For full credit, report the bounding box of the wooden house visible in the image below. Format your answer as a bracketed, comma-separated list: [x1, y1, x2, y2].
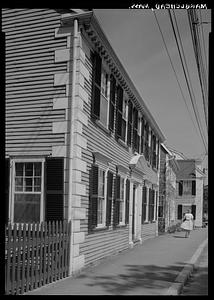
[3, 9, 166, 276]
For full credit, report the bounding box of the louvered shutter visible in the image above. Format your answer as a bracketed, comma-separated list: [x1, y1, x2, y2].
[5, 158, 10, 224]
[115, 85, 123, 139]
[127, 101, 133, 146]
[106, 171, 113, 227]
[177, 204, 183, 219]
[191, 205, 196, 220]
[141, 117, 145, 154]
[45, 158, 64, 222]
[89, 164, 98, 232]
[142, 186, 147, 224]
[109, 75, 116, 131]
[133, 107, 138, 151]
[192, 180, 196, 196]
[125, 179, 130, 224]
[113, 175, 120, 227]
[178, 181, 183, 196]
[91, 51, 102, 119]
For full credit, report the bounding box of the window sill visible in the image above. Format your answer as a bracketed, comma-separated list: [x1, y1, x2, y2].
[118, 138, 129, 150]
[94, 225, 108, 232]
[115, 224, 128, 229]
[143, 221, 149, 224]
[94, 119, 111, 135]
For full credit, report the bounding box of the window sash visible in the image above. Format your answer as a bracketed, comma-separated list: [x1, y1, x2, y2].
[11, 159, 44, 224]
[97, 168, 107, 227]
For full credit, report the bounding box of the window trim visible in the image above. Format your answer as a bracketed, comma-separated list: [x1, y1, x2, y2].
[10, 158, 45, 224]
[96, 165, 109, 229]
[118, 176, 126, 225]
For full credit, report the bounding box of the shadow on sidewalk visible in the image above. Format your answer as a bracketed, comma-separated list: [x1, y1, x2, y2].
[78, 262, 187, 295]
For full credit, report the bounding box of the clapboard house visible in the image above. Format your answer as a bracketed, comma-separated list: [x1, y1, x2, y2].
[3, 9, 165, 276]
[176, 159, 205, 227]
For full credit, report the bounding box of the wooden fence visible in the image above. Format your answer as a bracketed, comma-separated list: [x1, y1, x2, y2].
[5, 221, 71, 295]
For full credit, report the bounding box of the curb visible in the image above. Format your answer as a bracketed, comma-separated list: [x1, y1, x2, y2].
[164, 237, 208, 295]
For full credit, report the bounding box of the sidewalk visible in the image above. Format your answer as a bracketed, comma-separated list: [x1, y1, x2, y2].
[25, 227, 208, 295]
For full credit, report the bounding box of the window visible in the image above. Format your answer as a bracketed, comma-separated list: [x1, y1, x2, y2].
[89, 163, 114, 231]
[113, 174, 129, 227]
[97, 168, 106, 226]
[12, 160, 44, 223]
[91, 51, 110, 129]
[119, 177, 125, 224]
[121, 99, 128, 142]
[177, 180, 196, 196]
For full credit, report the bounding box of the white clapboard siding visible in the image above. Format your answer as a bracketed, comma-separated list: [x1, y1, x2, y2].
[3, 8, 68, 157]
[79, 47, 137, 266]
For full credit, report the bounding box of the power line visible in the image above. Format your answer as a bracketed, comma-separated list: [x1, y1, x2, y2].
[187, 9, 208, 131]
[199, 9, 208, 74]
[168, 9, 208, 153]
[152, 10, 206, 152]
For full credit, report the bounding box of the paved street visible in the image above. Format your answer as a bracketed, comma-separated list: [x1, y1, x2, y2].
[181, 242, 208, 295]
[25, 227, 208, 295]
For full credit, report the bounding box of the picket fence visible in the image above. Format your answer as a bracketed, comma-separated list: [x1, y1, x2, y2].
[5, 221, 71, 295]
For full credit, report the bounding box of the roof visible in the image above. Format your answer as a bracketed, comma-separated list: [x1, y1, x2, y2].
[176, 159, 205, 179]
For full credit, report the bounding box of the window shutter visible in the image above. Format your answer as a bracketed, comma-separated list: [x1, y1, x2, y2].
[127, 100, 133, 146]
[109, 75, 116, 131]
[89, 164, 98, 232]
[141, 117, 145, 154]
[178, 181, 183, 196]
[115, 85, 123, 139]
[5, 158, 10, 224]
[45, 158, 64, 222]
[91, 51, 102, 119]
[133, 107, 138, 151]
[177, 204, 183, 219]
[113, 175, 120, 227]
[191, 204, 196, 220]
[192, 180, 196, 196]
[142, 186, 147, 223]
[106, 171, 113, 227]
[125, 179, 130, 224]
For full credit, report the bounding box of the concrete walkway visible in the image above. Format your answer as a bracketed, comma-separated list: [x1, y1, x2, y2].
[25, 227, 208, 295]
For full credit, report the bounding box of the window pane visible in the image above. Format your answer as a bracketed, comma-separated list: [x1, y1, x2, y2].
[119, 201, 124, 222]
[14, 193, 40, 223]
[97, 197, 103, 224]
[34, 177, 41, 191]
[34, 162, 42, 176]
[100, 95, 108, 127]
[15, 163, 24, 176]
[98, 169, 105, 197]
[25, 178, 32, 191]
[15, 177, 23, 191]
[25, 163, 33, 176]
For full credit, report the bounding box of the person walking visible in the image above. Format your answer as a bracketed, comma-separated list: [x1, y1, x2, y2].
[180, 209, 194, 238]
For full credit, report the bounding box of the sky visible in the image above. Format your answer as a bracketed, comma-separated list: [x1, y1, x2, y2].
[93, 9, 210, 167]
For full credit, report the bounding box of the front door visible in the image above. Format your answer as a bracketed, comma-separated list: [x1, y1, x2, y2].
[132, 184, 136, 241]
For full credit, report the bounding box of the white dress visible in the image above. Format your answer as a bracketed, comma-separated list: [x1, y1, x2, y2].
[180, 213, 194, 231]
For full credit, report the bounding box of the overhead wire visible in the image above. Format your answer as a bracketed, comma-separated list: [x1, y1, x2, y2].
[199, 9, 208, 74]
[187, 9, 208, 131]
[152, 10, 206, 153]
[168, 9, 208, 153]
